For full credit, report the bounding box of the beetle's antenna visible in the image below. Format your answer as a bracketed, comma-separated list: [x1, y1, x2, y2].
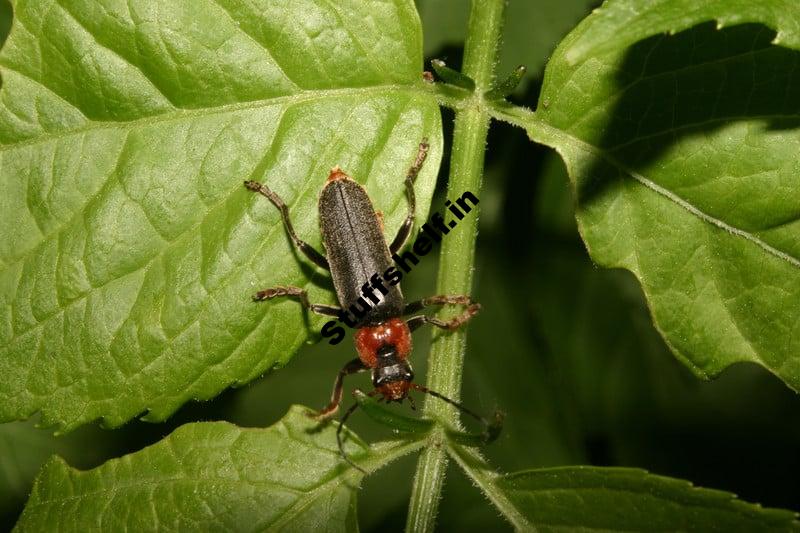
[336, 389, 380, 474]
[410, 383, 503, 442]
[337, 402, 367, 474]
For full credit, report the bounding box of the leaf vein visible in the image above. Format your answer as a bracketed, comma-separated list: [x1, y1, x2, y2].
[0, 65, 90, 124]
[52, 0, 178, 109]
[204, 0, 302, 91]
[568, 44, 777, 134]
[510, 111, 800, 271]
[317, 0, 387, 81]
[606, 112, 800, 152]
[0, 85, 420, 153]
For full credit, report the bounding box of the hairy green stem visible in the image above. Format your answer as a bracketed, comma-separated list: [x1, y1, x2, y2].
[405, 1, 505, 531]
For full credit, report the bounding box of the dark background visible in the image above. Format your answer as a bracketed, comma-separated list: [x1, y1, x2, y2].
[2, 1, 799, 530]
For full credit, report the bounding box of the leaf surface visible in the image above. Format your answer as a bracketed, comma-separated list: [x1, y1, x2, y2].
[448, 444, 799, 531]
[14, 405, 419, 532]
[495, 467, 799, 531]
[563, 0, 800, 64]
[500, 0, 800, 388]
[0, 0, 441, 430]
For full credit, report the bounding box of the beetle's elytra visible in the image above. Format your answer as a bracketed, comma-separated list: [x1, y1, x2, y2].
[319, 168, 405, 327]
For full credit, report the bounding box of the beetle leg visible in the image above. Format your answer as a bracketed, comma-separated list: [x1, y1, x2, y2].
[252, 286, 341, 317]
[405, 298, 481, 332]
[313, 358, 369, 420]
[389, 140, 429, 254]
[244, 180, 330, 270]
[403, 294, 474, 315]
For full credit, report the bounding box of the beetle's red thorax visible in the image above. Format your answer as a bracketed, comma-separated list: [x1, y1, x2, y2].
[354, 318, 412, 368]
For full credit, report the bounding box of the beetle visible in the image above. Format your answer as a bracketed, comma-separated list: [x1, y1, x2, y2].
[244, 140, 498, 469]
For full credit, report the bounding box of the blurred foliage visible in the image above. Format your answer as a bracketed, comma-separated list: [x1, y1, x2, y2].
[416, 0, 599, 93]
[2, 0, 800, 530]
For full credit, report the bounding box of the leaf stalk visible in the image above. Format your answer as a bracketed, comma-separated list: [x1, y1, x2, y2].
[405, 0, 506, 531]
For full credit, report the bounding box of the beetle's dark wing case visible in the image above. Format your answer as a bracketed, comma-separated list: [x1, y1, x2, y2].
[319, 177, 404, 325]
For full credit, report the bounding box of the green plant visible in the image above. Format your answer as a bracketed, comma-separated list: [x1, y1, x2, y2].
[2, 0, 800, 530]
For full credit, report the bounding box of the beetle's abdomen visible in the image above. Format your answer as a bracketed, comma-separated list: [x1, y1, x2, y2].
[319, 172, 404, 326]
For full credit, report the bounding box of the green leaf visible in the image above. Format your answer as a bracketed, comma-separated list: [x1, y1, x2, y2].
[563, 0, 800, 65]
[15, 405, 419, 532]
[0, 0, 441, 431]
[448, 444, 799, 531]
[495, 467, 800, 531]
[494, 1, 800, 389]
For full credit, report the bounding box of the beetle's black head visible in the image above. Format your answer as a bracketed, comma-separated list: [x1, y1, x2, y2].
[372, 344, 414, 401]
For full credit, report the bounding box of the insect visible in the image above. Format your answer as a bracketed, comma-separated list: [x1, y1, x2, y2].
[244, 140, 499, 470]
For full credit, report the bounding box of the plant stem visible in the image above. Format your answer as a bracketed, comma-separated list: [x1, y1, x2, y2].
[406, 1, 505, 531]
